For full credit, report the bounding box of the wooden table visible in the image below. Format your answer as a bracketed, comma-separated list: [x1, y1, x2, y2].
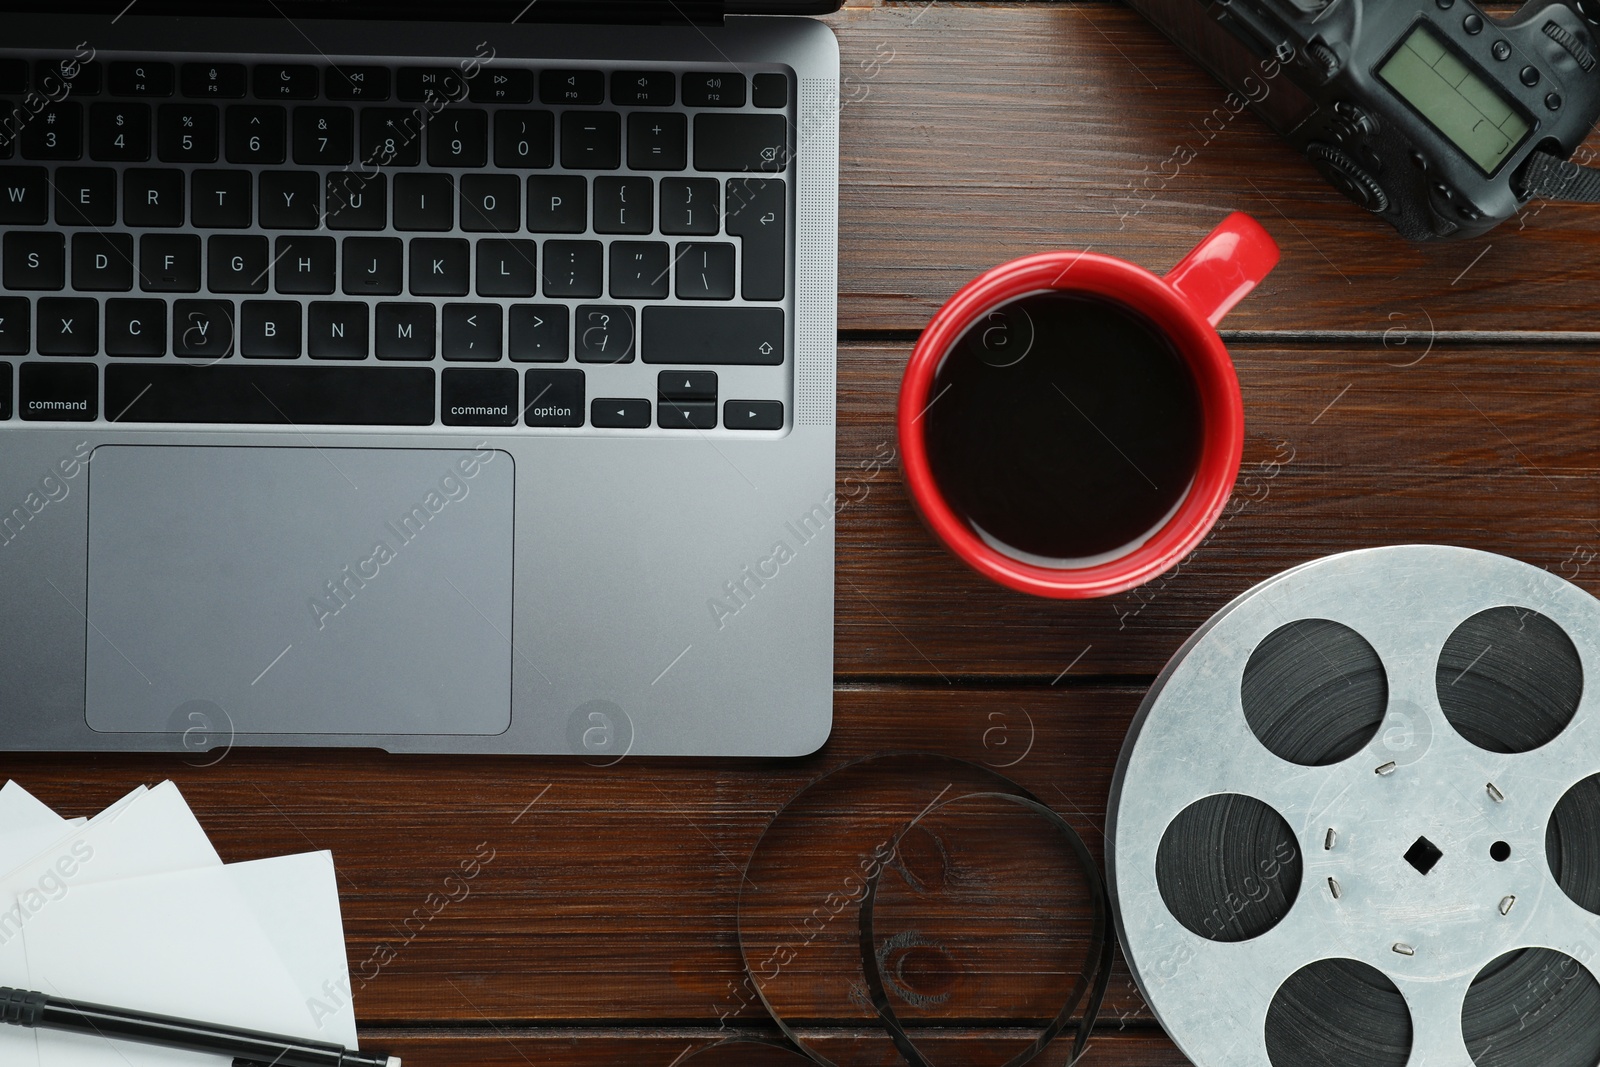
[9, 2, 1600, 1063]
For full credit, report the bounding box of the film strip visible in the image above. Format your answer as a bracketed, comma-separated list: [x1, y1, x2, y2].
[1109, 545, 1600, 1067]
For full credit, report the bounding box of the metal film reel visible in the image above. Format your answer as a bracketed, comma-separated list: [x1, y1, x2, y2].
[1109, 546, 1600, 1067]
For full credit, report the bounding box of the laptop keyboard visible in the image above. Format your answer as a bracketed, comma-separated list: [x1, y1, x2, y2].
[0, 53, 795, 433]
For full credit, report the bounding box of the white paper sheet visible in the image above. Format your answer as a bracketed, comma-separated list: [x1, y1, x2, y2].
[25, 850, 358, 1067]
[0, 782, 70, 831]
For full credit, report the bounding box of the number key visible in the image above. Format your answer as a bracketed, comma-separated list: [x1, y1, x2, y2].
[157, 103, 219, 163]
[428, 109, 487, 168]
[21, 102, 82, 161]
[89, 103, 151, 162]
[493, 110, 553, 169]
[225, 105, 286, 165]
[293, 106, 354, 166]
[360, 108, 422, 167]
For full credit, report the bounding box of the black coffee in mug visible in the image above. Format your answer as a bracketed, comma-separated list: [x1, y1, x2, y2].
[922, 291, 1204, 564]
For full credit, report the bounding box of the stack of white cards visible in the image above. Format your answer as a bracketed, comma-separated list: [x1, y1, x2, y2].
[0, 779, 359, 1067]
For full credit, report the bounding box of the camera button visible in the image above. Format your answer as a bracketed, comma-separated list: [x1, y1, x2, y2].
[1431, 181, 1455, 201]
[1547, 92, 1564, 110]
[1435, 0, 1454, 7]
[1520, 65, 1542, 87]
[1492, 40, 1512, 61]
[1463, 13, 1484, 34]
[1456, 204, 1483, 221]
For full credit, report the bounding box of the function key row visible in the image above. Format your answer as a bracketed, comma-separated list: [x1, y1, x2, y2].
[0, 361, 784, 430]
[0, 58, 788, 108]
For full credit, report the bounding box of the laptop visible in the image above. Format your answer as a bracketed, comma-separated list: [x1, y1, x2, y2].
[0, 0, 841, 758]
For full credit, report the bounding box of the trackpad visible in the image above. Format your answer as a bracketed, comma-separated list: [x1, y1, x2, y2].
[86, 445, 514, 736]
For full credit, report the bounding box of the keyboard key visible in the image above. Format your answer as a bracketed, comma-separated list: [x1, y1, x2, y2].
[4, 232, 65, 290]
[36, 298, 98, 356]
[524, 368, 583, 426]
[574, 304, 634, 364]
[20, 362, 96, 420]
[628, 112, 686, 171]
[37, 59, 101, 97]
[726, 399, 783, 429]
[139, 234, 201, 292]
[72, 233, 134, 291]
[675, 242, 736, 300]
[0, 60, 27, 95]
[375, 302, 435, 360]
[442, 303, 503, 362]
[611, 70, 674, 107]
[724, 178, 786, 300]
[591, 398, 649, 428]
[22, 103, 82, 160]
[694, 114, 787, 172]
[509, 304, 568, 362]
[326, 66, 391, 102]
[476, 239, 536, 297]
[609, 241, 669, 299]
[190, 169, 252, 228]
[342, 236, 403, 296]
[409, 238, 469, 296]
[660, 177, 719, 235]
[54, 166, 115, 226]
[541, 70, 603, 105]
[258, 170, 319, 228]
[469, 69, 533, 105]
[308, 301, 368, 359]
[393, 173, 453, 230]
[658, 399, 716, 429]
[658, 370, 717, 402]
[274, 235, 336, 294]
[0, 297, 30, 354]
[241, 300, 302, 358]
[326, 172, 388, 230]
[109, 61, 175, 98]
[157, 104, 218, 163]
[542, 240, 602, 298]
[293, 107, 354, 166]
[494, 110, 553, 169]
[0, 166, 49, 224]
[752, 73, 789, 109]
[526, 175, 586, 232]
[428, 108, 487, 168]
[560, 112, 620, 170]
[255, 65, 318, 101]
[0, 363, 8, 418]
[593, 176, 652, 234]
[89, 103, 151, 162]
[460, 173, 520, 232]
[683, 72, 746, 108]
[124, 168, 184, 227]
[181, 63, 247, 99]
[642, 306, 783, 365]
[173, 299, 235, 358]
[220, 238, 290, 300]
[361, 108, 423, 167]
[105, 364, 435, 424]
[443, 367, 517, 425]
[105, 298, 167, 357]
[225, 105, 286, 164]
[398, 67, 464, 104]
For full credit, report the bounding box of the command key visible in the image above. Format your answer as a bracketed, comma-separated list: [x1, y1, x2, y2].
[20, 362, 97, 421]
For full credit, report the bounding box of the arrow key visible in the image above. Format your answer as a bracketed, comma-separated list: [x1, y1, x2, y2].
[725, 400, 783, 430]
[591, 397, 651, 429]
[657, 369, 716, 402]
[658, 400, 716, 429]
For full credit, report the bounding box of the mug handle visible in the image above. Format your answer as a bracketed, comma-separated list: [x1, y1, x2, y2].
[1165, 212, 1280, 327]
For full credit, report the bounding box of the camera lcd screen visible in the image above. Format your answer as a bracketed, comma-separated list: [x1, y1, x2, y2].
[1378, 23, 1531, 174]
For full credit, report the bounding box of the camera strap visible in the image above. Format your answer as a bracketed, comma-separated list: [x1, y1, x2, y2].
[1519, 149, 1600, 204]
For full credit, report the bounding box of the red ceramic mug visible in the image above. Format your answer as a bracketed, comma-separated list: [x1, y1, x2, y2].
[897, 213, 1280, 599]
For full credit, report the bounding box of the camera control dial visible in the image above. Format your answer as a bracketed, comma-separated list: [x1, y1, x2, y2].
[1307, 142, 1390, 212]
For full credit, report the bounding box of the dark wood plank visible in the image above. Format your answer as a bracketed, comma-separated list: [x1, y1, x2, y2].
[833, 340, 1600, 676]
[828, 3, 1600, 334]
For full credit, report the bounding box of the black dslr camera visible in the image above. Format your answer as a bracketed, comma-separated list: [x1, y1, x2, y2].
[1124, 0, 1600, 239]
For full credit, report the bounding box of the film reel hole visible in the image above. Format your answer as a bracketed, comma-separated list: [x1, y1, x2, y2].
[1241, 619, 1389, 766]
[1463, 948, 1600, 1067]
[1437, 607, 1583, 754]
[1404, 835, 1443, 875]
[1490, 840, 1511, 862]
[1546, 772, 1600, 914]
[1155, 793, 1302, 942]
[1265, 959, 1412, 1067]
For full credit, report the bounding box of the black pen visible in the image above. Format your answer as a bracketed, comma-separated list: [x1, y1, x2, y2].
[0, 987, 400, 1067]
